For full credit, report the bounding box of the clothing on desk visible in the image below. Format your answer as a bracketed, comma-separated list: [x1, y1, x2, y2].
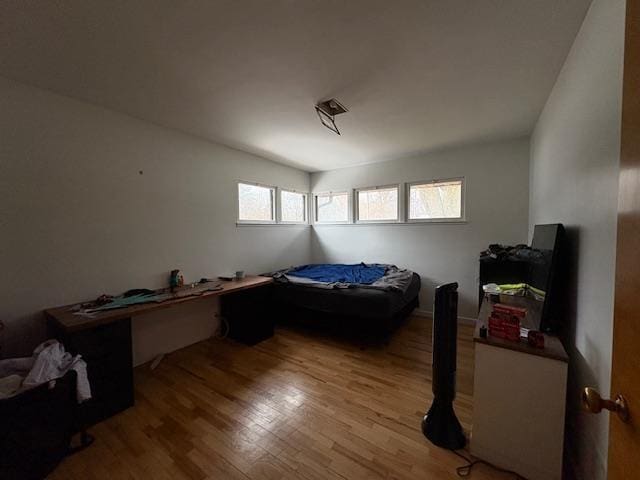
[0, 339, 91, 403]
[75, 282, 224, 316]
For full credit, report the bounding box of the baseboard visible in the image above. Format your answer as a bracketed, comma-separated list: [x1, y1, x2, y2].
[413, 308, 476, 325]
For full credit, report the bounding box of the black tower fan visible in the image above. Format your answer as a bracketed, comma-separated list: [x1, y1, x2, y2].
[421, 282, 466, 449]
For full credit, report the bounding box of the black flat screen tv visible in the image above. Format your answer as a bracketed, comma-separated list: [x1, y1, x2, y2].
[530, 223, 565, 332]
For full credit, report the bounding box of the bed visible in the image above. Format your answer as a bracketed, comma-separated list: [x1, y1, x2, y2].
[268, 264, 421, 339]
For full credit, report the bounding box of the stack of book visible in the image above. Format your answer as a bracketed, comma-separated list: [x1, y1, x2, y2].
[488, 303, 527, 342]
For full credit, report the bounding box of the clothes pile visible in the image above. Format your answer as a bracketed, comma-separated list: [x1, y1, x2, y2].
[480, 244, 548, 263]
[0, 340, 91, 403]
[73, 282, 223, 317]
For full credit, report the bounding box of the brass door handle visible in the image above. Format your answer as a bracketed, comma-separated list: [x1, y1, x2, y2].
[582, 387, 630, 423]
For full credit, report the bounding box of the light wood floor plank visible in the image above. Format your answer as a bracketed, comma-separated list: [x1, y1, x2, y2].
[49, 316, 511, 479]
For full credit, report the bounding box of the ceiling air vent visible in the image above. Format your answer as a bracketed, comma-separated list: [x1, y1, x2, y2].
[315, 99, 348, 135]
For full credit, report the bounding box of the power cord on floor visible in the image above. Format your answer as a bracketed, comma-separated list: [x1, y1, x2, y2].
[451, 449, 527, 479]
[216, 314, 230, 339]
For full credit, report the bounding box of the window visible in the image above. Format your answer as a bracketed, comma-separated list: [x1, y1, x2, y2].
[280, 190, 307, 223]
[356, 185, 399, 222]
[408, 178, 464, 221]
[315, 192, 349, 223]
[238, 182, 275, 223]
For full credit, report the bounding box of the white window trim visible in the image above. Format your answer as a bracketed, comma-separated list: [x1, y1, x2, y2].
[354, 184, 402, 224]
[236, 181, 277, 225]
[405, 177, 466, 223]
[313, 191, 352, 224]
[279, 188, 309, 224]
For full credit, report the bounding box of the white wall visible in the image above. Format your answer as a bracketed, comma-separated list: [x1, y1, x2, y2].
[528, 0, 625, 477]
[0, 77, 311, 362]
[310, 138, 530, 318]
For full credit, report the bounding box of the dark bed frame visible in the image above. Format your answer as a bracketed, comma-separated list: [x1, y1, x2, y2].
[274, 295, 420, 341]
[222, 273, 421, 345]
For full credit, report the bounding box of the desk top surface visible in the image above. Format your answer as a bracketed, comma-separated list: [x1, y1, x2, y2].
[474, 298, 568, 363]
[45, 275, 273, 332]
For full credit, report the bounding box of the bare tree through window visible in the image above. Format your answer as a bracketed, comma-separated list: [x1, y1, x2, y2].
[409, 180, 462, 220]
[238, 183, 274, 222]
[357, 187, 398, 221]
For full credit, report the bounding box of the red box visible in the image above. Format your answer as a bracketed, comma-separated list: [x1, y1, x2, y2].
[490, 311, 510, 323]
[527, 330, 545, 348]
[488, 315, 504, 328]
[504, 324, 520, 342]
[489, 326, 506, 339]
[488, 304, 522, 343]
[493, 303, 527, 318]
[503, 315, 520, 327]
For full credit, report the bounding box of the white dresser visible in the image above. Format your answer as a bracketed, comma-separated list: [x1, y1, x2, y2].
[471, 303, 568, 480]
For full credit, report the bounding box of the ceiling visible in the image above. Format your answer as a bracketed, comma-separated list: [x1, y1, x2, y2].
[0, 0, 591, 172]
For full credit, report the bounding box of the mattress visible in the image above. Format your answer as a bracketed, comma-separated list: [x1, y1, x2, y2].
[271, 272, 421, 320]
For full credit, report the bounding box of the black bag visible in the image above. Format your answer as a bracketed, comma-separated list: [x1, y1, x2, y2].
[0, 370, 78, 480]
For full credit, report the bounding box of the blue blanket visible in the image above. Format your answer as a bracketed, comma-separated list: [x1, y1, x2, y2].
[287, 263, 386, 285]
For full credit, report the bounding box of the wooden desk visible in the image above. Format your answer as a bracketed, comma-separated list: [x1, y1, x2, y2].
[45, 276, 273, 426]
[471, 298, 568, 480]
[46, 275, 273, 332]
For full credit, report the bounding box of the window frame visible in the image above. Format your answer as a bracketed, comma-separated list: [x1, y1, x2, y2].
[313, 191, 352, 224]
[405, 177, 466, 223]
[354, 184, 402, 224]
[278, 188, 308, 224]
[236, 181, 277, 225]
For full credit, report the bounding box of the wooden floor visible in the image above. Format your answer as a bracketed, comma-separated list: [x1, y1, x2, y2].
[50, 316, 510, 479]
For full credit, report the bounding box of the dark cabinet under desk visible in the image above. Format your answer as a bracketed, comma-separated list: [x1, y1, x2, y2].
[221, 285, 275, 345]
[44, 275, 274, 425]
[47, 317, 134, 428]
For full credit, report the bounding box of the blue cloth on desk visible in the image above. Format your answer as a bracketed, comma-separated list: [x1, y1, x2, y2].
[86, 292, 169, 312]
[287, 263, 386, 285]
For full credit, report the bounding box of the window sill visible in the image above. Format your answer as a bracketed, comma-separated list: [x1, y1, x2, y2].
[355, 220, 402, 225]
[236, 222, 309, 227]
[312, 220, 468, 227]
[406, 218, 467, 224]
